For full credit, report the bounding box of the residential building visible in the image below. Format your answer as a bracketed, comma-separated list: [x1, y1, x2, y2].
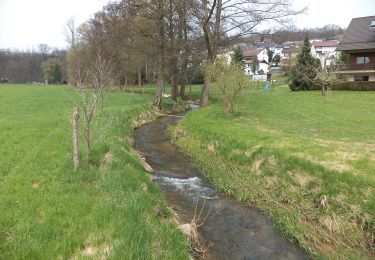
[243, 48, 269, 75]
[336, 16, 375, 81]
[311, 41, 339, 68]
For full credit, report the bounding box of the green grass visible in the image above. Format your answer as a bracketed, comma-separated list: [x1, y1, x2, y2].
[0, 84, 189, 259]
[124, 83, 204, 100]
[172, 85, 375, 259]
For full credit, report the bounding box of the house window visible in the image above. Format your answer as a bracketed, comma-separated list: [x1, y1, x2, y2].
[354, 76, 369, 81]
[356, 57, 370, 64]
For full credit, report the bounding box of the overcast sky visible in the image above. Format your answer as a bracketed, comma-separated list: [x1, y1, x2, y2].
[0, 0, 374, 50]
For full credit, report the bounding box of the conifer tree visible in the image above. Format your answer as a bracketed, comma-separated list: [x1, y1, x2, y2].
[231, 46, 245, 68]
[289, 35, 321, 91]
[251, 56, 260, 74]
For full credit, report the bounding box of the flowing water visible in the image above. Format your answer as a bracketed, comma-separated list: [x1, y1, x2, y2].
[134, 112, 309, 260]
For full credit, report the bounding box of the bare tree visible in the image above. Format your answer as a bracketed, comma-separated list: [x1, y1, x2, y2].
[64, 17, 76, 49]
[190, 0, 305, 106]
[72, 49, 114, 168]
[72, 107, 80, 171]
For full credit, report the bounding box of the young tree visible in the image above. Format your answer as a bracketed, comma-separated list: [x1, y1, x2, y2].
[251, 56, 259, 74]
[207, 57, 249, 113]
[289, 35, 321, 91]
[70, 48, 114, 168]
[231, 46, 245, 68]
[41, 58, 62, 84]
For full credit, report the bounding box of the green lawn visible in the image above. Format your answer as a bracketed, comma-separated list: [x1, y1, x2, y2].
[173, 85, 375, 259]
[0, 85, 189, 259]
[125, 83, 204, 99]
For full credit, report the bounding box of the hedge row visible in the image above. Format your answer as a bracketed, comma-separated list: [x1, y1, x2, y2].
[311, 81, 375, 91]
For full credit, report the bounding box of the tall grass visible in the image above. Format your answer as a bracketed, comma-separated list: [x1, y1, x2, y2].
[0, 85, 189, 259]
[172, 86, 375, 259]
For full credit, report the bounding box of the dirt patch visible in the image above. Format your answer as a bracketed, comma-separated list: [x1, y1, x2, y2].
[99, 152, 113, 171]
[251, 156, 264, 175]
[265, 176, 278, 188]
[31, 182, 40, 189]
[291, 170, 321, 188]
[71, 242, 110, 260]
[207, 141, 219, 152]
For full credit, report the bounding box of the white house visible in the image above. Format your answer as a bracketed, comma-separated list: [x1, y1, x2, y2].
[311, 41, 339, 68]
[243, 48, 269, 75]
[273, 44, 283, 58]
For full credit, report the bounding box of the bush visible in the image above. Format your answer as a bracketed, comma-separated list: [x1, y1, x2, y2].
[311, 81, 375, 91]
[191, 71, 204, 84]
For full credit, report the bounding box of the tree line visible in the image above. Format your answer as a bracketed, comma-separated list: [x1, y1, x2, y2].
[0, 44, 67, 84]
[68, 0, 303, 106]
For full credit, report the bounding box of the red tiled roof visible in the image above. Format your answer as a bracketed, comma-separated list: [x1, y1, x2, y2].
[313, 41, 339, 47]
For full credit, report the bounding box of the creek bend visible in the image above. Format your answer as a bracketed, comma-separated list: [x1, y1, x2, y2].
[134, 112, 309, 260]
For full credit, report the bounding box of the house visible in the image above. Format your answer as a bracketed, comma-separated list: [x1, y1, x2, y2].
[273, 44, 284, 58]
[336, 16, 375, 81]
[281, 46, 301, 60]
[311, 41, 339, 68]
[243, 48, 269, 75]
[280, 46, 301, 74]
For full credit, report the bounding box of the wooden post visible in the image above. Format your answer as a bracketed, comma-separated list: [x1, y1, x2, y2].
[72, 107, 80, 172]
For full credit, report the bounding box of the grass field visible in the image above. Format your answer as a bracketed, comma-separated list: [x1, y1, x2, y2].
[172, 85, 375, 259]
[0, 84, 189, 259]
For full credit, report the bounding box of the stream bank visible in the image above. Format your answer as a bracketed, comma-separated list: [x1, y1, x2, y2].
[134, 112, 308, 259]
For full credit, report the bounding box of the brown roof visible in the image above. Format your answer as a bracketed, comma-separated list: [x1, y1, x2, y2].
[313, 41, 339, 47]
[282, 46, 300, 53]
[243, 48, 263, 57]
[337, 16, 375, 51]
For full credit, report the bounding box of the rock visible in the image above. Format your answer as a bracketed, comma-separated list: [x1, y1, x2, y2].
[141, 160, 154, 173]
[178, 223, 192, 237]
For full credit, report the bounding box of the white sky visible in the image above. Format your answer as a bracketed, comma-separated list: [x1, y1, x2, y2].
[0, 0, 111, 50]
[0, 0, 374, 50]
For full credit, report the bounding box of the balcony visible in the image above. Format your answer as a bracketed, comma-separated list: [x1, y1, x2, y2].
[334, 63, 375, 74]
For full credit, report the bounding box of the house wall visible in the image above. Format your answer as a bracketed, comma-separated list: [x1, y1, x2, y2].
[348, 73, 375, 81]
[349, 52, 375, 64]
[311, 45, 338, 68]
[257, 49, 269, 62]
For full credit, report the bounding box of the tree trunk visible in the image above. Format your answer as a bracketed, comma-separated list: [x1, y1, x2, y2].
[170, 63, 178, 102]
[168, 0, 178, 103]
[154, 0, 165, 107]
[85, 126, 91, 169]
[124, 74, 128, 91]
[138, 66, 142, 88]
[72, 107, 80, 172]
[145, 55, 148, 82]
[200, 0, 222, 107]
[200, 73, 210, 106]
[180, 84, 186, 99]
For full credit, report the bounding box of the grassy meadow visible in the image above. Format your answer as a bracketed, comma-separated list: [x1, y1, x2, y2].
[0, 84, 189, 259]
[172, 85, 375, 259]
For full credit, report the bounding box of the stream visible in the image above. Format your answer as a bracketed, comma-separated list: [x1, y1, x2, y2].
[134, 111, 309, 260]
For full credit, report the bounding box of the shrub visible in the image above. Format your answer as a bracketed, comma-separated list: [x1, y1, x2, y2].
[311, 81, 375, 91]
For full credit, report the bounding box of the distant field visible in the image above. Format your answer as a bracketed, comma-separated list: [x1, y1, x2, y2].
[173, 86, 375, 258]
[0, 85, 189, 259]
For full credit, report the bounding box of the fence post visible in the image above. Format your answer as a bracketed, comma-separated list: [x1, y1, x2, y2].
[72, 107, 80, 172]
